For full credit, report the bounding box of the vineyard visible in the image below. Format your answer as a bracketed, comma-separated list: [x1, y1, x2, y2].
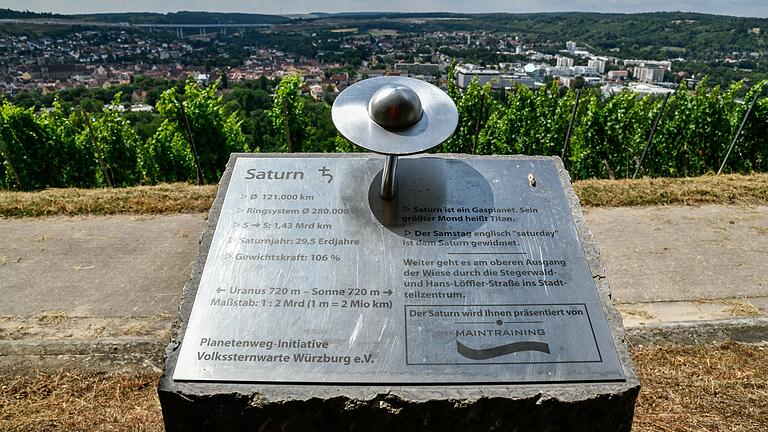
[0, 73, 767, 191]
[440, 70, 768, 180]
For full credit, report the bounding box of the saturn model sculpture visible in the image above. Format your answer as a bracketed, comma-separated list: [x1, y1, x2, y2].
[332, 76, 459, 200]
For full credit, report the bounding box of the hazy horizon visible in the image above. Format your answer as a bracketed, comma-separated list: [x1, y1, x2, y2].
[2, 1, 768, 18]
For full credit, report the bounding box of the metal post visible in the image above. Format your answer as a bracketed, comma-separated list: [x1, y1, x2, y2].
[380, 155, 399, 200]
[561, 89, 581, 160]
[633, 92, 670, 179]
[331, 77, 459, 201]
[718, 90, 762, 175]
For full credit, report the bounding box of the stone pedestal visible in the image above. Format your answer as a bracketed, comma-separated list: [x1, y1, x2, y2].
[158, 153, 639, 432]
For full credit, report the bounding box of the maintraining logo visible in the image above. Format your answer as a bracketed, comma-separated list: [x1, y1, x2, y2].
[455, 327, 550, 360]
[457, 340, 550, 360]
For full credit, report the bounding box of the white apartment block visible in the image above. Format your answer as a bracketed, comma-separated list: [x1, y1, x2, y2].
[556, 56, 574, 68]
[545, 66, 597, 77]
[588, 58, 607, 74]
[633, 66, 665, 83]
[623, 59, 672, 71]
[574, 65, 598, 76]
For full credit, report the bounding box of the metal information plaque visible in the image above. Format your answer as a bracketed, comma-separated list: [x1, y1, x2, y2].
[173, 156, 626, 384]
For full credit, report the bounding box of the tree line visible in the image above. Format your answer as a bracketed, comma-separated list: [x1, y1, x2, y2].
[0, 73, 766, 191]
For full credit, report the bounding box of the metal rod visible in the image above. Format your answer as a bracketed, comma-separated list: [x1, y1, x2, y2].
[633, 92, 670, 179]
[380, 155, 399, 200]
[718, 89, 762, 175]
[561, 89, 581, 161]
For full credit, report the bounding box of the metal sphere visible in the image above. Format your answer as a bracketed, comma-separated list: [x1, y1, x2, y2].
[367, 84, 423, 130]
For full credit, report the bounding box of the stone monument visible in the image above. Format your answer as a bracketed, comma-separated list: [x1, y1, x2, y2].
[158, 77, 639, 431]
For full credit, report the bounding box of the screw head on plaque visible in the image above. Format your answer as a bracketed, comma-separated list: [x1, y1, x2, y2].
[332, 76, 458, 200]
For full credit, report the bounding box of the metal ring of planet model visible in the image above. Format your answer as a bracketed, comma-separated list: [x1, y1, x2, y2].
[331, 76, 458, 156]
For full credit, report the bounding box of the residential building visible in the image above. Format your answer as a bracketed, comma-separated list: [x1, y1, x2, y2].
[545, 66, 574, 77]
[633, 66, 665, 83]
[573, 66, 598, 76]
[394, 62, 441, 76]
[455, 64, 534, 89]
[623, 59, 672, 71]
[329, 72, 349, 86]
[501, 74, 535, 89]
[556, 56, 574, 68]
[309, 83, 324, 100]
[455, 64, 502, 88]
[588, 58, 607, 74]
[608, 70, 629, 80]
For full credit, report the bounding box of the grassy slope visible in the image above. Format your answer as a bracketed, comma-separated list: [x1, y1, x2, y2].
[1, 173, 767, 218]
[573, 173, 768, 207]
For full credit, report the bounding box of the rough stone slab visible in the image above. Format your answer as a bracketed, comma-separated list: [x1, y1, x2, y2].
[158, 153, 639, 432]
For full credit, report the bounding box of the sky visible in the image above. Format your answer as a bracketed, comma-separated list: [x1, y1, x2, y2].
[2, 0, 767, 18]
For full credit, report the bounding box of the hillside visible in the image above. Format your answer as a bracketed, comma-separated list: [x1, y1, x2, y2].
[2, 9, 766, 60]
[0, 9, 66, 19]
[0, 9, 290, 25]
[75, 11, 291, 25]
[471, 12, 768, 60]
[301, 11, 768, 61]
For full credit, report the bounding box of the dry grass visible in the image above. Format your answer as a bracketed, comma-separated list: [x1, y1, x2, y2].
[0, 370, 161, 432]
[632, 342, 768, 432]
[752, 225, 768, 235]
[618, 307, 656, 320]
[0, 343, 765, 431]
[36, 311, 68, 326]
[0, 183, 216, 218]
[695, 299, 762, 318]
[574, 173, 768, 207]
[1, 174, 767, 218]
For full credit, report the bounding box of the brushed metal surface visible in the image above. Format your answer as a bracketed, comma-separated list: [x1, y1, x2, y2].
[173, 156, 625, 384]
[367, 84, 423, 130]
[379, 155, 399, 200]
[331, 77, 458, 155]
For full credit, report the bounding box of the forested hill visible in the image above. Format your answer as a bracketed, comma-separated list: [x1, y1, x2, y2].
[0, 9, 290, 25]
[467, 12, 768, 60]
[76, 12, 291, 25]
[305, 11, 767, 61]
[309, 11, 767, 61]
[0, 9, 66, 19]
